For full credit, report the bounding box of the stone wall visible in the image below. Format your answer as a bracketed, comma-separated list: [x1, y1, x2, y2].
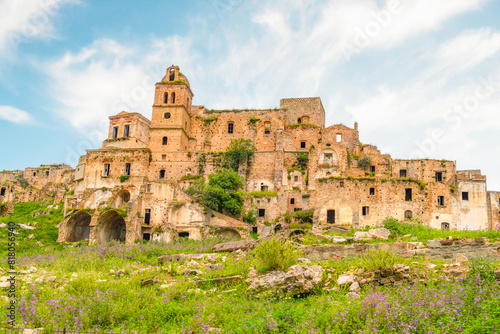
[303, 238, 500, 261]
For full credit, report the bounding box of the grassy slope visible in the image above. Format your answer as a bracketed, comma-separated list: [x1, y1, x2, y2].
[0, 203, 499, 333]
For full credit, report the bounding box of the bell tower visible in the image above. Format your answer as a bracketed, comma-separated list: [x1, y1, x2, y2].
[149, 65, 193, 155]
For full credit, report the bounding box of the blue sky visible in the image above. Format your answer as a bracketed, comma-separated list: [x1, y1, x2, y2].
[1, 0, 500, 189]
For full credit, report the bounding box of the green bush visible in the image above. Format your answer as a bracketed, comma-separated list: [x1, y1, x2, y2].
[468, 256, 497, 282]
[119, 175, 130, 183]
[292, 153, 309, 170]
[293, 210, 314, 223]
[242, 210, 256, 224]
[252, 237, 302, 273]
[358, 156, 372, 169]
[360, 248, 399, 271]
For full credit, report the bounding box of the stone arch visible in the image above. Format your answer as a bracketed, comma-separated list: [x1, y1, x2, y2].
[67, 211, 92, 242]
[274, 224, 282, 233]
[116, 189, 131, 207]
[214, 228, 241, 239]
[97, 210, 126, 244]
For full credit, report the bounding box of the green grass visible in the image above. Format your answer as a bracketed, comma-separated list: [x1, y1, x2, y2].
[0, 201, 64, 256]
[1, 203, 499, 333]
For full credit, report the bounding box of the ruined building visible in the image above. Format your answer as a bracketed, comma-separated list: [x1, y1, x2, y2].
[1, 65, 499, 244]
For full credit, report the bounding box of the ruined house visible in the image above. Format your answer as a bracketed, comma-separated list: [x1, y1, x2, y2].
[1, 65, 499, 244]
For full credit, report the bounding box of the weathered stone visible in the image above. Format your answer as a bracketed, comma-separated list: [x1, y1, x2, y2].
[394, 271, 405, 281]
[0, 282, 10, 289]
[214, 240, 256, 252]
[440, 239, 453, 246]
[380, 268, 393, 278]
[368, 228, 391, 240]
[380, 277, 392, 285]
[141, 277, 160, 287]
[353, 231, 372, 242]
[349, 281, 360, 293]
[337, 274, 355, 286]
[18, 223, 36, 230]
[247, 265, 323, 296]
[427, 239, 442, 248]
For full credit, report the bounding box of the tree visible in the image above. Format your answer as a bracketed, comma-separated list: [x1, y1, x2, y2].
[358, 155, 372, 169]
[223, 139, 256, 171]
[202, 168, 244, 215]
[293, 153, 309, 170]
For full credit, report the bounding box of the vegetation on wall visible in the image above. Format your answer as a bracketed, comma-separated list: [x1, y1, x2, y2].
[119, 175, 130, 183]
[223, 139, 256, 171]
[358, 155, 372, 169]
[203, 169, 244, 215]
[187, 169, 245, 216]
[292, 152, 309, 171]
[242, 210, 256, 225]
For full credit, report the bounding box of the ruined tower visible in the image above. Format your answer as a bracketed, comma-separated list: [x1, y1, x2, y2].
[149, 65, 194, 180]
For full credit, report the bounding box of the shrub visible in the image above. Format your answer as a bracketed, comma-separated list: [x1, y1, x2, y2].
[358, 156, 372, 169]
[360, 248, 398, 271]
[293, 153, 309, 170]
[242, 210, 256, 224]
[293, 210, 314, 223]
[119, 175, 130, 183]
[252, 237, 303, 272]
[468, 256, 497, 282]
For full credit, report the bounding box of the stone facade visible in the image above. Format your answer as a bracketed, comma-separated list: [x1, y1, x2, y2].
[1, 65, 500, 244]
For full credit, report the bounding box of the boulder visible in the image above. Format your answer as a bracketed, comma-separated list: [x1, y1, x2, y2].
[213, 240, 256, 252]
[427, 239, 441, 248]
[337, 274, 355, 286]
[259, 226, 273, 238]
[368, 228, 391, 240]
[353, 232, 372, 242]
[247, 265, 323, 296]
[349, 281, 360, 293]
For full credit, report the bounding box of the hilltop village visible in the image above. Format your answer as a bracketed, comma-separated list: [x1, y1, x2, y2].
[1, 65, 499, 244]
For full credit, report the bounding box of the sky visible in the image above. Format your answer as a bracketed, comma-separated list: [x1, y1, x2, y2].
[1, 0, 500, 189]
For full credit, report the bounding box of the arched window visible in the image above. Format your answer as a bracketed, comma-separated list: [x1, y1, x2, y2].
[164, 112, 171, 119]
[171, 92, 176, 104]
[164, 92, 168, 103]
[297, 118, 302, 124]
[162, 137, 168, 145]
[228, 122, 234, 134]
[169, 68, 175, 81]
[404, 210, 413, 219]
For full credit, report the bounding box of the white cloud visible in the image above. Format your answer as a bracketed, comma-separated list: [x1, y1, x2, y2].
[0, 105, 33, 124]
[434, 28, 500, 73]
[45, 37, 196, 134]
[0, 0, 79, 57]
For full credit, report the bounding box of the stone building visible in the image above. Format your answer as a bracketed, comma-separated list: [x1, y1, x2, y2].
[1, 65, 499, 244]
